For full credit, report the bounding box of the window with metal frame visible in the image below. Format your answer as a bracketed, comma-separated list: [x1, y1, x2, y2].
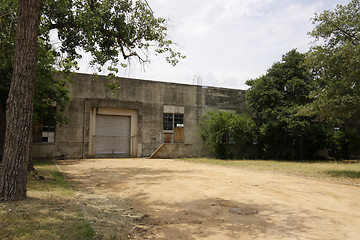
[163, 113, 184, 131]
[163, 113, 174, 130]
[42, 125, 55, 143]
[33, 125, 55, 143]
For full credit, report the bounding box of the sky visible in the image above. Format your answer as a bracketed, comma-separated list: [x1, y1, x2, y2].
[77, 0, 351, 90]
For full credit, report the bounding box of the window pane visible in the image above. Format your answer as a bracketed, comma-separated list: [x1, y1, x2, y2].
[174, 114, 184, 127]
[41, 125, 55, 143]
[163, 113, 173, 130]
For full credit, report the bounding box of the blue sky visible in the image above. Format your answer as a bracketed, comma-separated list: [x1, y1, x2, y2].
[78, 0, 351, 90]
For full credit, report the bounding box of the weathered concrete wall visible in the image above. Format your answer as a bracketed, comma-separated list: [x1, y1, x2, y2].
[31, 73, 246, 159]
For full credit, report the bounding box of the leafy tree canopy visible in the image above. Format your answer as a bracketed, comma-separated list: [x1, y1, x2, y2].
[246, 49, 314, 134]
[0, 0, 184, 125]
[300, 0, 360, 124]
[0, 0, 71, 125]
[41, 0, 185, 69]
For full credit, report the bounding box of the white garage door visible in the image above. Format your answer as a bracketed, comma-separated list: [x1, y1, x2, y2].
[95, 115, 131, 157]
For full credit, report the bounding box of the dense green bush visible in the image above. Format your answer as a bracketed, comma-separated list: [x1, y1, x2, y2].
[231, 114, 257, 149]
[256, 123, 360, 160]
[199, 111, 360, 160]
[199, 111, 256, 159]
[256, 122, 289, 159]
[328, 129, 360, 160]
[302, 124, 332, 160]
[200, 111, 233, 159]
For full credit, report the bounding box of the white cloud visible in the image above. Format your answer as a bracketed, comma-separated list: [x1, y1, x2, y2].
[215, 0, 275, 22]
[179, 21, 211, 37]
[76, 0, 353, 90]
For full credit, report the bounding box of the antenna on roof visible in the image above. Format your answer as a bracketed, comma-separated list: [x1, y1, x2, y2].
[193, 75, 202, 86]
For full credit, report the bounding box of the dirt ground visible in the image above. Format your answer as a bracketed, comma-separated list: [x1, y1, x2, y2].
[58, 158, 360, 240]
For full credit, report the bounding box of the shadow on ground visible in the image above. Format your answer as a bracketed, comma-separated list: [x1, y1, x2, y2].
[125, 196, 320, 240]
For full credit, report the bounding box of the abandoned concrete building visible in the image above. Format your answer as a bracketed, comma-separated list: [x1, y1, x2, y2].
[31, 73, 246, 159]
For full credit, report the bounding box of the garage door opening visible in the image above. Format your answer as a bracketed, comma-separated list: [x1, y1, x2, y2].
[94, 115, 131, 157]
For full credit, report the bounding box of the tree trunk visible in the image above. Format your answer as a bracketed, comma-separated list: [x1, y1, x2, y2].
[28, 156, 35, 172]
[0, 0, 41, 201]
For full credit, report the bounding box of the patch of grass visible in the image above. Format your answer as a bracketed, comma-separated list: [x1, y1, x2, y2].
[327, 170, 360, 179]
[180, 158, 360, 185]
[0, 159, 96, 240]
[59, 217, 95, 240]
[28, 159, 73, 197]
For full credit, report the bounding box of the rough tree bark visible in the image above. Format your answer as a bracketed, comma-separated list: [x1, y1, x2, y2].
[0, 0, 41, 201]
